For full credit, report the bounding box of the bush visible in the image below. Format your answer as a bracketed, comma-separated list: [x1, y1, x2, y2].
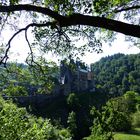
[131, 111, 140, 127]
[107, 110, 131, 132]
[67, 93, 80, 110]
[83, 106, 114, 140]
[67, 111, 77, 137]
[105, 97, 132, 132]
[124, 91, 137, 113]
[2, 84, 28, 96]
[0, 96, 72, 140]
[84, 98, 133, 140]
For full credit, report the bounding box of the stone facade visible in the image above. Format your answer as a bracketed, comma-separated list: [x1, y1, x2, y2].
[59, 60, 95, 95]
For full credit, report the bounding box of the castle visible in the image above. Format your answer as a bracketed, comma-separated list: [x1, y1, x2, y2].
[2, 60, 95, 107]
[59, 59, 95, 95]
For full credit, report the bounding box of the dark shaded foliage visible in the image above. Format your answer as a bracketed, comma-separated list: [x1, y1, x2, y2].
[91, 53, 140, 96]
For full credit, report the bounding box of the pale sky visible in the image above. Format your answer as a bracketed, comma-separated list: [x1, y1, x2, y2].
[1, 28, 140, 65]
[1, 10, 139, 65]
[12, 35, 140, 65]
[0, 3, 140, 66]
[82, 34, 140, 64]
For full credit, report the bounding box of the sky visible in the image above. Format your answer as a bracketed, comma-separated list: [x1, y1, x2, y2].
[1, 27, 140, 65]
[82, 34, 140, 64]
[0, 2, 140, 66]
[1, 8, 139, 66]
[10, 34, 140, 65]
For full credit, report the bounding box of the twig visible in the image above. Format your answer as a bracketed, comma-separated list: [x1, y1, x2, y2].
[0, 21, 55, 65]
[0, 13, 9, 35]
[115, 5, 140, 13]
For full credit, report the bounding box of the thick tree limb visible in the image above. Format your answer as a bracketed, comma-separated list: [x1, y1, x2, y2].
[60, 14, 140, 38]
[0, 4, 140, 38]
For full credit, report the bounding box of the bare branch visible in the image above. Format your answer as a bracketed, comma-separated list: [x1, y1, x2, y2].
[0, 22, 54, 65]
[25, 27, 46, 76]
[115, 5, 140, 13]
[0, 27, 25, 66]
[25, 27, 34, 65]
[0, 13, 9, 34]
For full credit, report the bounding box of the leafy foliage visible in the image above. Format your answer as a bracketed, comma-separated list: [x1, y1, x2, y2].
[2, 84, 28, 96]
[105, 97, 132, 132]
[131, 111, 140, 127]
[67, 111, 77, 137]
[91, 53, 140, 96]
[0, 0, 139, 65]
[66, 93, 81, 110]
[84, 95, 133, 140]
[0, 61, 59, 96]
[85, 106, 114, 140]
[0, 95, 72, 140]
[124, 91, 138, 113]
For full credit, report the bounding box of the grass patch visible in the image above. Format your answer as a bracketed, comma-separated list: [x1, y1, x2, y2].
[114, 128, 140, 140]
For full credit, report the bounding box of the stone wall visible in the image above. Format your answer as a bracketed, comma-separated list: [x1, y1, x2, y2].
[2, 93, 63, 108]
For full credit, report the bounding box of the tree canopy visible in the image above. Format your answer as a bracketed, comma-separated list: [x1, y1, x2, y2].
[0, 0, 140, 65]
[91, 53, 140, 96]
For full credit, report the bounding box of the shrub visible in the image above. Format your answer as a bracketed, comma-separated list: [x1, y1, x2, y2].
[124, 91, 137, 113]
[84, 106, 114, 140]
[2, 84, 28, 96]
[0, 96, 72, 140]
[67, 111, 77, 137]
[105, 97, 132, 132]
[84, 99, 132, 140]
[131, 111, 140, 127]
[66, 93, 80, 110]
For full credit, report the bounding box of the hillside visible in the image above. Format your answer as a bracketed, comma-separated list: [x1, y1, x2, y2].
[91, 53, 140, 96]
[1, 53, 140, 140]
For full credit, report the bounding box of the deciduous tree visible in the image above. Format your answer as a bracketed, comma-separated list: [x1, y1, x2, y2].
[0, 0, 140, 64]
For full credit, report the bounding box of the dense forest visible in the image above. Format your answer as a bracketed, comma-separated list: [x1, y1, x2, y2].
[91, 53, 140, 96]
[0, 53, 140, 140]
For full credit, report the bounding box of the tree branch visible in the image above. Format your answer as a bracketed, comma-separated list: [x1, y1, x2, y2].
[0, 4, 65, 21]
[0, 4, 140, 38]
[115, 5, 140, 13]
[0, 22, 54, 65]
[60, 14, 140, 38]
